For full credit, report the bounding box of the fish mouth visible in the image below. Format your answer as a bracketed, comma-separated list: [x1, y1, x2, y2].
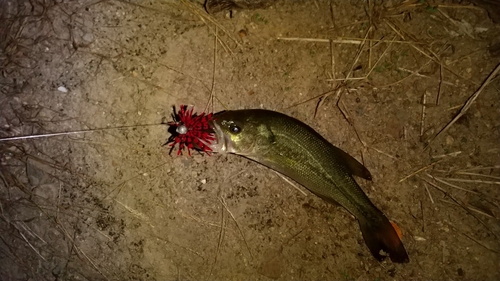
[208, 121, 231, 154]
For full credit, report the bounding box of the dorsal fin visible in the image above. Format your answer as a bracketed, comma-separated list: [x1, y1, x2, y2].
[331, 146, 372, 180]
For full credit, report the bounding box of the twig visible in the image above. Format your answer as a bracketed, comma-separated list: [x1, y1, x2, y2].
[180, 0, 241, 49]
[277, 37, 419, 45]
[380, 58, 433, 88]
[438, 8, 474, 39]
[330, 40, 336, 80]
[445, 48, 484, 65]
[325, 36, 397, 84]
[397, 67, 455, 86]
[429, 175, 478, 194]
[150, 232, 203, 258]
[399, 159, 443, 183]
[314, 87, 342, 118]
[436, 4, 484, 10]
[420, 175, 498, 239]
[431, 151, 461, 159]
[454, 172, 500, 180]
[434, 177, 500, 185]
[18, 222, 47, 244]
[114, 199, 153, 227]
[219, 197, 253, 258]
[345, 26, 372, 80]
[209, 203, 225, 278]
[424, 63, 500, 150]
[457, 165, 500, 172]
[286, 89, 337, 109]
[337, 97, 366, 148]
[19, 232, 46, 261]
[194, 14, 232, 55]
[439, 199, 496, 219]
[424, 183, 435, 204]
[367, 146, 397, 160]
[448, 224, 498, 254]
[181, 211, 225, 229]
[420, 91, 427, 137]
[326, 77, 367, 82]
[329, 2, 336, 29]
[205, 26, 218, 113]
[90, 225, 113, 241]
[57, 223, 109, 280]
[384, 19, 478, 86]
[0, 232, 22, 265]
[329, 3, 337, 79]
[436, 63, 444, 105]
[364, 36, 396, 78]
[278, 37, 350, 44]
[367, 0, 373, 70]
[56, 182, 62, 221]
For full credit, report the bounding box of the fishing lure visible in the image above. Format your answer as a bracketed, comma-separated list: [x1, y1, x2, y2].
[166, 105, 216, 156]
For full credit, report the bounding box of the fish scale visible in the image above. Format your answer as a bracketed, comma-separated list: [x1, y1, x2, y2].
[210, 109, 409, 263]
[254, 113, 386, 230]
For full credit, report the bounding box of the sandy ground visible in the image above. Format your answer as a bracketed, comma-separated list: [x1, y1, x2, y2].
[1, 0, 499, 280]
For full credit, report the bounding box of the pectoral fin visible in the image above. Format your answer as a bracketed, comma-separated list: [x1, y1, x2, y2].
[332, 147, 372, 180]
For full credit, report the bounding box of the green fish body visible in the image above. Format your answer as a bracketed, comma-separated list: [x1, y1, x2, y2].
[209, 109, 409, 263]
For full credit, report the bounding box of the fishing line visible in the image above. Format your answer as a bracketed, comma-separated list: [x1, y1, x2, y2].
[0, 123, 167, 142]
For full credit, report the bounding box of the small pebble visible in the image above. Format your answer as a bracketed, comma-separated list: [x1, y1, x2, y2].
[238, 29, 247, 38]
[414, 236, 426, 241]
[446, 135, 454, 145]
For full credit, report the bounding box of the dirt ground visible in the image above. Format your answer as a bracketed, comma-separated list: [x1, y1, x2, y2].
[1, 0, 499, 280]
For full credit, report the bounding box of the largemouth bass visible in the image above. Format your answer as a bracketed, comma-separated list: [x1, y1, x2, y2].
[209, 109, 409, 263]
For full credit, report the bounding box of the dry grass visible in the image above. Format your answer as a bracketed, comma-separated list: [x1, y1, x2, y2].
[275, 0, 500, 272]
[1, 0, 499, 279]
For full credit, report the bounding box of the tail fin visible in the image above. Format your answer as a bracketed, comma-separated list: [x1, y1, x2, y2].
[359, 218, 409, 263]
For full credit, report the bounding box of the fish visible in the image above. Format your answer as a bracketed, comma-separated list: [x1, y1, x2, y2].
[208, 109, 409, 263]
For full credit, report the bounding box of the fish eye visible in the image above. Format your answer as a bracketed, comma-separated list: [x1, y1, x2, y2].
[229, 124, 241, 134]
